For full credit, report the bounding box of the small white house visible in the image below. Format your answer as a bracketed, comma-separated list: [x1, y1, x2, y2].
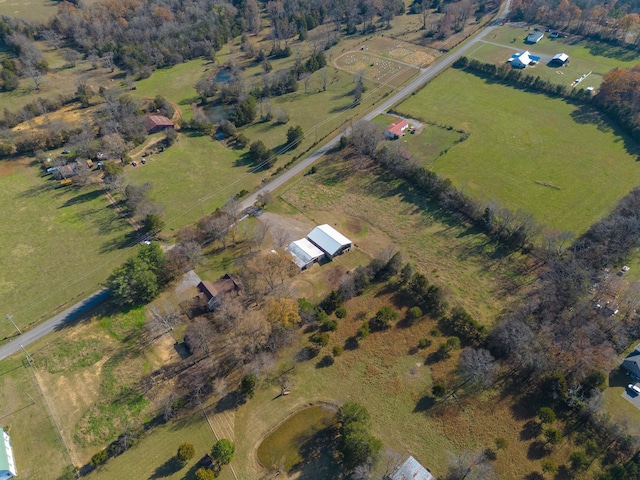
[549, 52, 569, 66]
[307, 224, 352, 259]
[287, 238, 325, 270]
[0, 430, 17, 480]
[511, 51, 533, 69]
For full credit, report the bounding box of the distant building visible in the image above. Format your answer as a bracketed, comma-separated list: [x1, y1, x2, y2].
[287, 238, 325, 270]
[510, 51, 533, 68]
[526, 31, 544, 43]
[0, 429, 17, 480]
[623, 344, 640, 378]
[390, 456, 435, 480]
[307, 224, 352, 259]
[145, 115, 174, 134]
[385, 119, 409, 139]
[197, 274, 242, 311]
[549, 52, 569, 66]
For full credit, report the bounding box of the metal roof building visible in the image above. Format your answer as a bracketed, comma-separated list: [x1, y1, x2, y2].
[0, 429, 17, 480]
[390, 456, 435, 480]
[307, 224, 352, 259]
[526, 31, 544, 43]
[287, 238, 325, 270]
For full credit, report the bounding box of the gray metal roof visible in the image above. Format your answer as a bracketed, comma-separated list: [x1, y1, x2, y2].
[390, 456, 435, 480]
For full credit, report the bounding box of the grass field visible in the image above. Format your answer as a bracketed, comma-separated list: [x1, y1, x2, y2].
[0, 356, 70, 480]
[0, 0, 96, 22]
[467, 24, 640, 90]
[395, 68, 640, 235]
[124, 134, 263, 233]
[0, 160, 136, 338]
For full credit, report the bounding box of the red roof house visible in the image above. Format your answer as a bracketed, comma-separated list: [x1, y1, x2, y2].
[384, 119, 409, 139]
[197, 274, 243, 311]
[145, 115, 174, 134]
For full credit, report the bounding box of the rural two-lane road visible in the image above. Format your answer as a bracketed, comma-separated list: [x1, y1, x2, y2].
[241, 0, 512, 210]
[0, 1, 510, 363]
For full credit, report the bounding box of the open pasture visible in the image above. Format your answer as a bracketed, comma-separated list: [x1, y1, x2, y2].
[396, 68, 640, 235]
[334, 50, 419, 85]
[0, 0, 96, 22]
[0, 160, 135, 339]
[467, 24, 640, 90]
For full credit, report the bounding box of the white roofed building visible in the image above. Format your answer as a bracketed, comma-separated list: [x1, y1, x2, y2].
[287, 238, 325, 270]
[549, 52, 569, 66]
[0, 430, 16, 480]
[307, 224, 352, 259]
[390, 456, 435, 480]
[511, 51, 533, 68]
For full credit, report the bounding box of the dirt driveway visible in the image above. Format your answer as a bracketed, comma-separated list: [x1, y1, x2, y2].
[258, 211, 315, 247]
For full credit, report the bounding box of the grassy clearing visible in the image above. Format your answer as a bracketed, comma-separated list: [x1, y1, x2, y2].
[125, 134, 262, 233]
[468, 25, 640, 90]
[395, 68, 640, 235]
[0, 357, 70, 480]
[0, 161, 136, 338]
[279, 154, 529, 325]
[0, 0, 98, 22]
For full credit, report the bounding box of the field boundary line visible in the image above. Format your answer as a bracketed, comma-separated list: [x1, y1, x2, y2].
[198, 400, 239, 480]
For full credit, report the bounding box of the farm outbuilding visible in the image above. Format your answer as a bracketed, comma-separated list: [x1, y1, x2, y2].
[526, 31, 544, 43]
[549, 52, 569, 66]
[623, 344, 640, 378]
[287, 238, 325, 270]
[145, 115, 174, 134]
[307, 224, 352, 259]
[197, 274, 243, 311]
[385, 119, 409, 139]
[0, 429, 17, 480]
[390, 456, 435, 480]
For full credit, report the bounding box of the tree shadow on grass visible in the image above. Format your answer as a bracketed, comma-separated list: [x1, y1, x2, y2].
[527, 440, 548, 460]
[149, 456, 183, 479]
[60, 188, 103, 207]
[99, 230, 142, 253]
[295, 346, 320, 362]
[413, 395, 436, 413]
[290, 427, 341, 480]
[608, 366, 629, 388]
[343, 336, 359, 351]
[584, 42, 639, 62]
[520, 420, 542, 441]
[17, 181, 59, 198]
[214, 391, 243, 413]
[315, 355, 334, 368]
[570, 105, 640, 158]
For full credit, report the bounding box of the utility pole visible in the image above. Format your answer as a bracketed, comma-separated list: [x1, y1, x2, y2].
[6, 314, 21, 335]
[19, 344, 32, 365]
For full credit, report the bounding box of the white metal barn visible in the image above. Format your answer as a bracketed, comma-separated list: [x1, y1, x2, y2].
[306, 224, 352, 259]
[287, 238, 325, 270]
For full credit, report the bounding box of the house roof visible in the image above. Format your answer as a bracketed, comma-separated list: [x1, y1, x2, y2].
[552, 52, 569, 62]
[623, 345, 640, 377]
[527, 31, 544, 41]
[198, 274, 241, 300]
[386, 119, 409, 137]
[511, 51, 533, 67]
[390, 456, 435, 480]
[0, 430, 16, 476]
[145, 115, 174, 131]
[307, 224, 352, 256]
[287, 238, 325, 268]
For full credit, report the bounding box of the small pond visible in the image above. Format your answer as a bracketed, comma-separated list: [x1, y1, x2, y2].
[215, 68, 232, 84]
[204, 104, 231, 124]
[257, 405, 336, 473]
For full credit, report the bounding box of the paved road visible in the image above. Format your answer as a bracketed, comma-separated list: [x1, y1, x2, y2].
[241, 0, 512, 210]
[1, 3, 511, 363]
[0, 289, 111, 362]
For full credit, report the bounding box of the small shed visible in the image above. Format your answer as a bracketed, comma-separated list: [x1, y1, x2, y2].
[145, 115, 174, 134]
[197, 274, 242, 311]
[526, 31, 544, 43]
[385, 119, 409, 139]
[0, 429, 17, 480]
[549, 52, 569, 66]
[390, 456, 435, 480]
[623, 344, 640, 378]
[287, 238, 325, 270]
[307, 224, 352, 259]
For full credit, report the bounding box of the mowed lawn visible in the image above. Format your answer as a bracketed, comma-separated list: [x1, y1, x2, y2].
[0, 0, 96, 21]
[0, 357, 70, 480]
[125, 134, 262, 232]
[0, 162, 134, 337]
[396, 68, 640, 235]
[469, 25, 640, 89]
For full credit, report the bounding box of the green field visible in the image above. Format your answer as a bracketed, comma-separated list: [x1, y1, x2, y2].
[0, 357, 70, 480]
[125, 134, 262, 233]
[395, 68, 640, 235]
[0, 162, 136, 338]
[0, 0, 96, 22]
[467, 25, 640, 90]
